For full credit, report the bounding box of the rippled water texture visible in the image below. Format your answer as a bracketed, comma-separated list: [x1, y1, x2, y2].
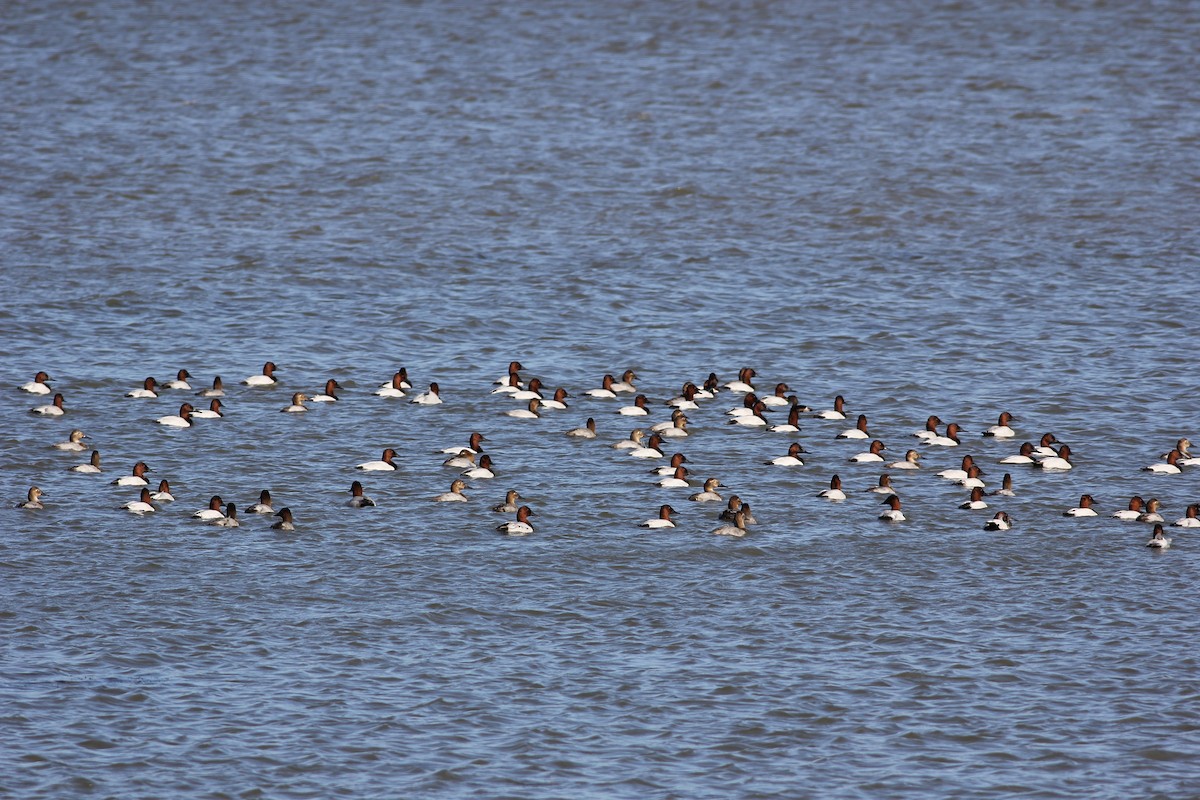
[2, 1, 1199, 797]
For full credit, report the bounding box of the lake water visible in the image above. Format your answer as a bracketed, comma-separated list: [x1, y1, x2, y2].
[3, 1, 1199, 797]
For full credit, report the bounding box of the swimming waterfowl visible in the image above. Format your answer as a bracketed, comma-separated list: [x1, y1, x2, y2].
[814, 394, 847, 420]
[1146, 524, 1171, 549]
[618, 395, 650, 416]
[155, 403, 194, 427]
[567, 418, 598, 438]
[243, 362, 279, 386]
[628, 433, 666, 459]
[411, 383, 443, 405]
[1173, 503, 1200, 528]
[214, 503, 240, 527]
[357, 448, 398, 471]
[960, 486, 989, 510]
[984, 511, 1014, 531]
[20, 372, 53, 394]
[925, 422, 962, 447]
[511, 377, 544, 402]
[723, 367, 756, 394]
[497, 505, 535, 535]
[611, 370, 639, 394]
[959, 466, 986, 490]
[462, 454, 495, 479]
[492, 490, 521, 513]
[938, 455, 977, 482]
[849, 440, 886, 463]
[247, 490, 273, 513]
[653, 452, 689, 476]
[193, 496, 226, 521]
[688, 478, 722, 502]
[1138, 498, 1164, 524]
[868, 475, 896, 494]
[639, 505, 677, 529]
[31, 393, 66, 416]
[983, 411, 1016, 438]
[122, 488, 156, 515]
[1143, 450, 1183, 474]
[818, 475, 846, 501]
[1112, 497, 1146, 521]
[836, 414, 870, 440]
[349, 480, 378, 507]
[505, 398, 542, 419]
[375, 370, 409, 397]
[164, 369, 192, 390]
[914, 415, 943, 441]
[112, 461, 151, 486]
[612, 429, 645, 450]
[442, 449, 476, 469]
[438, 432, 486, 455]
[126, 377, 159, 398]
[281, 393, 308, 413]
[584, 374, 618, 399]
[769, 403, 804, 433]
[310, 379, 342, 402]
[1037, 444, 1074, 471]
[878, 495, 905, 522]
[989, 473, 1015, 497]
[69, 450, 102, 473]
[541, 387, 570, 410]
[272, 508, 295, 531]
[433, 479, 468, 503]
[53, 429, 88, 451]
[151, 480, 175, 503]
[658, 466, 691, 488]
[761, 383, 792, 407]
[1000, 443, 1037, 465]
[190, 398, 225, 419]
[196, 376, 225, 397]
[768, 442, 806, 466]
[886, 449, 920, 469]
[17, 486, 45, 509]
[711, 510, 749, 537]
[1064, 494, 1098, 517]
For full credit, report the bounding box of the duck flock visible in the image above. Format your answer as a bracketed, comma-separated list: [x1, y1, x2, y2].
[14, 362, 1195, 549]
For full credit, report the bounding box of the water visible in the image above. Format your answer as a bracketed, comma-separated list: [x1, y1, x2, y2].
[3, 1, 1200, 797]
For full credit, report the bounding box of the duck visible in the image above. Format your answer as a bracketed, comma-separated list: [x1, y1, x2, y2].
[164, 369, 192, 390]
[612, 429, 645, 450]
[541, 387, 570, 410]
[122, 488, 157, 515]
[989, 473, 1015, 497]
[505, 398, 542, 419]
[375, 371, 409, 398]
[492, 361, 524, 386]
[726, 393, 760, 417]
[818, 475, 846, 501]
[628, 433, 665, 459]
[696, 373, 721, 399]
[618, 395, 650, 416]
[196, 376, 225, 397]
[878, 495, 905, 522]
[727, 401, 768, 427]
[17, 486, 45, 509]
[125, 377, 159, 398]
[1172, 503, 1200, 528]
[925, 422, 962, 447]
[356, 448, 398, 471]
[191, 398, 225, 419]
[836, 414, 870, 440]
[462, 454, 495, 479]
[247, 490, 273, 514]
[656, 414, 689, 438]
[349, 480, 378, 507]
[497, 505, 535, 535]
[720, 497, 757, 525]
[566, 418, 598, 439]
[688, 478, 722, 502]
[767, 442, 806, 466]
[653, 452, 689, 476]
[983, 411, 1016, 438]
[155, 403, 194, 427]
[214, 503, 240, 528]
[849, 440, 886, 463]
[913, 415, 943, 441]
[112, 461, 151, 486]
[1000, 443, 1037, 465]
[639, 505, 677, 529]
[1033, 433, 1061, 459]
[510, 377, 544, 402]
[984, 511, 1014, 531]
[658, 466, 691, 488]
[584, 374, 618, 399]
[53, 429, 88, 451]
[1143, 450, 1183, 474]
[243, 361, 279, 386]
[272, 508, 295, 531]
[20, 371, 53, 394]
[491, 373, 524, 395]
[31, 393, 66, 416]
[437, 432, 486, 456]
[1112, 496, 1146, 521]
[769, 403, 804, 433]
[711, 510, 749, 537]
[193, 496, 226, 521]
[1064, 494, 1098, 517]
[280, 393, 308, 413]
[492, 490, 521, 513]
[1037, 444, 1074, 471]
[814, 394, 847, 420]
[886, 449, 920, 470]
[760, 383, 792, 407]
[723, 367, 756, 394]
[937, 455, 977, 483]
[442, 449, 476, 469]
[1138, 498, 1164, 524]
[433, 479, 468, 503]
[151, 480, 175, 502]
[411, 382, 443, 405]
[1146, 524, 1172, 549]
[960, 486, 989, 510]
[310, 379, 342, 402]
[69, 450, 102, 473]
[959, 465, 986, 490]
[666, 383, 699, 410]
[611, 369, 639, 394]
[1162, 438, 1191, 460]
[868, 475, 896, 494]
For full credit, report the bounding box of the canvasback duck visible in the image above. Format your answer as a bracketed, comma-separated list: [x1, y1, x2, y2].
[925, 422, 962, 447]
[126, 377, 159, 398]
[17, 486, 45, 509]
[191, 398, 224, 419]
[652, 411, 687, 433]
[1146, 524, 1172, 549]
[726, 393, 760, 418]
[656, 412, 689, 438]
[727, 401, 768, 427]
[914, 415, 943, 441]
[193, 495, 225, 521]
[768, 442, 806, 466]
[433, 479, 468, 503]
[31, 393, 66, 416]
[584, 374, 618, 399]
[761, 383, 791, 407]
[938, 455, 976, 482]
[1138, 498, 1164, 524]
[541, 387, 570, 410]
[567, 418, 598, 438]
[497, 505, 534, 536]
[696, 373, 720, 399]
[613, 429, 645, 450]
[868, 474, 896, 494]
[1112, 496, 1146, 521]
[492, 489, 521, 513]
[667, 383, 699, 410]
[505, 398, 542, 419]
[878, 494, 905, 522]
[112, 461, 151, 486]
[152, 480, 175, 503]
[1064, 494, 1098, 517]
[243, 362, 279, 386]
[720, 497, 757, 525]
[462, 454, 495, 479]
[53, 429, 88, 451]
[1172, 503, 1200, 528]
[1143, 450, 1183, 474]
[711, 510, 749, 537]
[196, 376, 225, 397]
[639, 504, 677, 529]
[281, 393, 308, 413]
[849, 440, 886, 463]
[122, 488, 157, 515]
[818, 474, 846, 501]
[688, 478, 722, 502]
[357, 448, 398, 471]
[1037, 444, 1074, 471]
[960, 465, 986, 490]
[723, 367, 756, 394]
[836, 414, 870, 440]
[491, 373, 523, 395]
[214, 503, 240, 528]
[769, 403, 803, 433]
[887, 449, 920, 470]
[618, 394, 650, 416]
[611, 369, 639, 394]
[376, 371, 409, 398]
[272, 508, 295, 531]
[349, 480, 378, 507]
[1033, 433, 1061, 459]
[1000, 442, 1037, 465]
[511, 377, 544, 401]
[155, 403, 194, 427]
[310, 379, 342, 402]
[629, 434, 665, 459]
[1163, 438, 1191, 459]
[20, 371, 53, 394]
[439, 432, 485, 455]
[492, 361, 524, 385]
[960, 486, 989, 510]
[814, 394, 847, 420]
[70, 450, 102, 473]
[984, 511, 1013, 531]
[247, 490, 273, 513]
[164, 369, 192, 390]
[658, 466, 691, 488]
[411, 382, 443, 405]
[653, 452, 689, 476]
[983, 411, 1016, 438]
[990, 473, 1015, 497]
[442, 449, 476, 469]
